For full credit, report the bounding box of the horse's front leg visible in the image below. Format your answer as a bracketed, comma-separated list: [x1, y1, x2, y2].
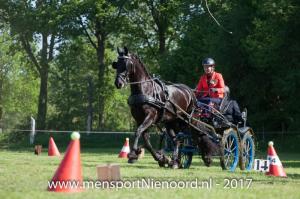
[128, 112, 157, 163]
[165, 128, 180, 169]
[172, 136, 181, 169]
[142, 131, 170, 167]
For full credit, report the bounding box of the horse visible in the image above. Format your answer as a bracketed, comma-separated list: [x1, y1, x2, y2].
[112, 47, 223, 169]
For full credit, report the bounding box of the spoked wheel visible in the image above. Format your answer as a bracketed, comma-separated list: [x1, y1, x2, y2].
[178, 136, 194, 169]
[222, 129, 239, 171]
[239, 131, 255, 171]
[162, 133, 174, 158]
[179, 150, 193, 169]
[161, 132, 196, 169]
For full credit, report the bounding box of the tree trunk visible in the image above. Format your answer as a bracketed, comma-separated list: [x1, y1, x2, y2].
[65, 65, 71, 130]
[0, 78, 2, 128]
[158, 30, 166, 55]
[96, 32, 106, 130]
[87, 76, 94, 133]
[37, 67, 48, 130]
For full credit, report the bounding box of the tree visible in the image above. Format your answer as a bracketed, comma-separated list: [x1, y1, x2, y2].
[48, 38, 131, 131]
[120, 0, 188, 72]
[0, 26, 39, 129]
[47, 38, 98, 130]
[75, 0, 127, 129]
[243, 0, 300, 130]
[159, 0, 300, 130]
[0, 0, 77, 129]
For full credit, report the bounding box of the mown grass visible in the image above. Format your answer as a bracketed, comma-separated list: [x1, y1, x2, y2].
[0, 144, 299, 199]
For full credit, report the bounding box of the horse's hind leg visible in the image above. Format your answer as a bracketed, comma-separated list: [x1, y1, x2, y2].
[198, 135, 213, 167]
[219, 143, 226, 170]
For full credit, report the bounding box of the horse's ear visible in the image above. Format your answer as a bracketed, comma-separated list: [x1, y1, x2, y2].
[124, 46, 128, 55]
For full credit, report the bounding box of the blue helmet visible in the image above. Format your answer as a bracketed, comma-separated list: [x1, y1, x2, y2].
[202, 58, 215, 66]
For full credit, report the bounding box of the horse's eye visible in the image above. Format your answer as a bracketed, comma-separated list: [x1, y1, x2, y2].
[112, 62, 117, 69]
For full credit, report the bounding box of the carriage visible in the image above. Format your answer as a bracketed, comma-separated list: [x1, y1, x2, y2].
[113, 47, 255, 171]
[161, 101, 255, 171]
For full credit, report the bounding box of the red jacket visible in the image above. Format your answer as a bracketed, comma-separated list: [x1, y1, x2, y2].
[196, 72, 225, 98]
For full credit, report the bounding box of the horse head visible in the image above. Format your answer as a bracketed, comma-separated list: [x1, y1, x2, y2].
[112, 46, 134, 89]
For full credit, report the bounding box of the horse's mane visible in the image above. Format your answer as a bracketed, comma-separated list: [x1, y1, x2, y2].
[130, 53, 151, 77]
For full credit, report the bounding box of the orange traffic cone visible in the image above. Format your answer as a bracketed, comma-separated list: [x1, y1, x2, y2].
[118, 138, 130, 158]
[48, 137, 60, 156]
[266, 141, 287, 177]
[48, 132, 83, 192]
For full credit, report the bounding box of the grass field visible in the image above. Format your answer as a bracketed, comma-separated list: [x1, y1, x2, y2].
[0, 140, 300, 199]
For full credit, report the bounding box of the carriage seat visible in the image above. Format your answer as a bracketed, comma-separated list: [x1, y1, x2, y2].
[219, 86, 244, 124]
[219, 86, 230, 113]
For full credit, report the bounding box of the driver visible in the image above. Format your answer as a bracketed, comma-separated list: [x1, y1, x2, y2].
[195, 58, 225, 107]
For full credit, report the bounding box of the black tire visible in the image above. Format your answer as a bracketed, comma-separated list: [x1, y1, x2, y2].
[162, 133, 174, 159]
[162, 132, 195, 169]
[178, 135, 194, 169]
[239, 131, 255, 171]
[221, 129, 240, 171]
[178, 147, 193, 169]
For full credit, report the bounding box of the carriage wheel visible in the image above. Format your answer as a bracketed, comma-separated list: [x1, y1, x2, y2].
[162, 133, 174, 158]
[222, 129, 239, 171]
[177, 133, 194, 169]
[239, 131, 255, 171]
[178, 146, 193, 169]
[161, 132, 194, 169]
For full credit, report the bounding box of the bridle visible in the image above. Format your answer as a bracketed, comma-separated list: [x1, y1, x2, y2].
[116, 54, 155, 86]
[116, 55, 132, 85]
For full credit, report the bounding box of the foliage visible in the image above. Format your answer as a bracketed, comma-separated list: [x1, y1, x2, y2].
[158, 0, 300, 131]
[0, 0, 299, 131]
[243, 0, 300, 130]
[0, 28, 39, 129]
[0, 0, 81, 129]
[47, 38, 131, 131]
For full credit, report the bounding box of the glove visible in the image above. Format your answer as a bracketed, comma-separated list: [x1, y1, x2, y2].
[210, 88, 218, 93]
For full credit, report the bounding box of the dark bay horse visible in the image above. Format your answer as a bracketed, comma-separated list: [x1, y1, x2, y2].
[112, 47, 221, 168]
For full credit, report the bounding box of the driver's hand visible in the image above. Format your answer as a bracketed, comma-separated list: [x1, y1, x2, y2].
[195, 91, 201, 100]
[210, 88, 218, 92]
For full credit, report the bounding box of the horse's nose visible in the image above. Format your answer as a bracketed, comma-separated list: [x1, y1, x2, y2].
[115, 79, 122, 89]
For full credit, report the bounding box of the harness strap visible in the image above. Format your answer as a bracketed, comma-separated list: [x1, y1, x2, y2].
[128, 94, 165, 109]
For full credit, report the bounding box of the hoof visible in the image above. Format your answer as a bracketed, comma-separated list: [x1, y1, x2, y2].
[128, 151, 138, 160]
[157, 153, 170, 168]
[220, 159, 226, 170]
[202, 155, 212, 167]
[136, 147, 142, 155]
[158, 161, 166, 167]
[204, 159, 212, 167]
[204, 163, 211, 167]
[169, 160, 179, 169]
[172, 163, 179, 169]
[128, 158, 137, 164]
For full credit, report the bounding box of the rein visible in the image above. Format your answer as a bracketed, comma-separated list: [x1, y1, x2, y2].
[124, 78, 157, 86]
[117, 54, 158, 87]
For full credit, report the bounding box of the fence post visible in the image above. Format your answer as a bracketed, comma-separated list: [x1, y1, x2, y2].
[30, 117, 36, 144]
